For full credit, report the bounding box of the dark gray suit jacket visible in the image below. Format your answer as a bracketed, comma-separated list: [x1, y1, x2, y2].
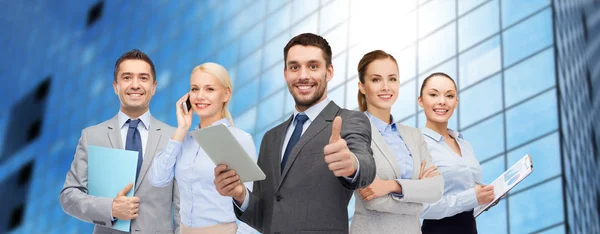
[59, 115, 181, 234]
[235, 101, 376, 234]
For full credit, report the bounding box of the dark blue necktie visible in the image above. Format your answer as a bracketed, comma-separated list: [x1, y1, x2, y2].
[281, 113, 309, 172]
[125, 119, 143, 181]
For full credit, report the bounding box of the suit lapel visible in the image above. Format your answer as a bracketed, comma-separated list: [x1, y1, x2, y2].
[278, 101, 339, 190]
[271, 116, 291, 187]
[396, 125, 421, 179]
[135, 117, 163, 192]
[106, 115, 123, 149]
[369, 121, 401, 179]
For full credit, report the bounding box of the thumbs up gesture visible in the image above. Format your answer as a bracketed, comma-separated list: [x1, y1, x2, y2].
[324, 116, 358, 177]
[111, 183, 140, 220]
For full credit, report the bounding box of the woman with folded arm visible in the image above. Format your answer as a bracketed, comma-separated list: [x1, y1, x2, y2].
[350, 50, 444, 234]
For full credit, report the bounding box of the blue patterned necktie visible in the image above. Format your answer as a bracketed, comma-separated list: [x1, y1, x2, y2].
[125, 119, 143, 181]
[281, 113, 309, 172]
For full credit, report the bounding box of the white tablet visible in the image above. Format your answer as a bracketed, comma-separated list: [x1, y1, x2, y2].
[191, 124, 266, 183]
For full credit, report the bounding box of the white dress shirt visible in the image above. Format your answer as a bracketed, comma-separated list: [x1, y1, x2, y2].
[420, 127, 483, 220]
[149, 118, 257, 233]
[117, 110, 151, 158]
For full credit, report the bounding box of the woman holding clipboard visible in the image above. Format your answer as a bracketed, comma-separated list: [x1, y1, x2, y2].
[418, 73, 495, 234]
[149, 62, 257, 234]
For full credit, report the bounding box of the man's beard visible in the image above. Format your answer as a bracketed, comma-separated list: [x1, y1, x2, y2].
[290, 75, 327, 110]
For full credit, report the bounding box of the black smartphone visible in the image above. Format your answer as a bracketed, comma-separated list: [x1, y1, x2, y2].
[182, 96, 192, 114]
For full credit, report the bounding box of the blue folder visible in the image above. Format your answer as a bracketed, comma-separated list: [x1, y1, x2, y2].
[88, 145, 139, 232]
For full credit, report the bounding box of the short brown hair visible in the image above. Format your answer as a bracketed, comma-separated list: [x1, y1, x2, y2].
[419, 72, 457, 97]
[357, 50, 398, 112]
[283, 33, 332, 68]
[113, 49, 156, 82]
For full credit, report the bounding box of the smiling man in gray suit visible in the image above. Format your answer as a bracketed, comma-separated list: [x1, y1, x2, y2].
[214, 33, 376, 234]
[59, 49, 180, 234]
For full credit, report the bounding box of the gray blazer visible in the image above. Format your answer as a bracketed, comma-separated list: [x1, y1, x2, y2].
[350, 121, 444, 234]
[235, 101, 376, 234]
[59, 115, 181, 234]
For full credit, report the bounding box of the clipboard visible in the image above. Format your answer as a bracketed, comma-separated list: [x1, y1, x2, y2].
[191, 124, 266, 183]
[474, 154, 534, 217]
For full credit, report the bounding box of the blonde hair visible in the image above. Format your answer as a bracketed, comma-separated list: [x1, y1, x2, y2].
[191, 62, 234, 125]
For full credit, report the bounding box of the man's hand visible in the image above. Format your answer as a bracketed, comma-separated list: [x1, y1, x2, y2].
[214, 165, 246, 204]
[324, 116, 358, 177]
[111, 183, 140, 220]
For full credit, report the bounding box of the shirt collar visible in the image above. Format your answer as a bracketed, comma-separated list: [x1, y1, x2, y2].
[195, 118, 231, 130]
[118, 110, 151, 130]
[364, 111, 396, 133]
[421, 127, 463, 142]
[292, 98, 331, 123]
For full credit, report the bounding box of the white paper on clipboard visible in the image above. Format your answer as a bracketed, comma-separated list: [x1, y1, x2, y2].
[475, 154, 534, 217]
[191, 124, 266, 183]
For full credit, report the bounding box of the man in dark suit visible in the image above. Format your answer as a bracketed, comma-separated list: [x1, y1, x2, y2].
[214, 33, 376, 234]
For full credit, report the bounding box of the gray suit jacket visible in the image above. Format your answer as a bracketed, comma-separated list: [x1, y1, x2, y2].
[235, 101, 376, 234]
[59, 115, 181, 234]
[350, 121, 444, 234]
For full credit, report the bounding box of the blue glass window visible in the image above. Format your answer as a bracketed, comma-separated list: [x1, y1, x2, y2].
[291, 0, 320, 23]
[459, 74, 503, 127]
[418, 23, 456, 73]
[216, 41, 239, 69]
[328, 85, 345, 109]
[458, 0, 499, 52]
[504, 48, 555, 107]
[458, 36, 501, 89]
[392, 79, 417, 121]
[458, 0, 487, 15]
[237, 50, 263, 85]
[262, 33, 288, 70]
[234, 107, 257, 134]
[502, 9, 553, 67]
[291, 12, 318, 36]
[506, 89, 558, 149]
[257, 90, 285, 130]
[260, 64, 286, 99]
[319, 0, 348, 33]
[418, 0, 456, 38]
[330, 52, 348, 89]
[400, 115, 417, 128]
[476, 200, 508, 233]
[240, 24, 265, 59]
[231, 78, 259, 116]
[398, 46, 417, 84]
[507, 132, 560, 193]
[461, 114, 505, 162]
[480, 155, 505, 185]
[265, 3, 291, 41]
[346, 77, 359, 110]
[509, 178, 564, 233]
[502, 0, 550, 28]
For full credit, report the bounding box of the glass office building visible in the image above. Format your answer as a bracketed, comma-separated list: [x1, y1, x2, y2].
[0, 0, 598, 233]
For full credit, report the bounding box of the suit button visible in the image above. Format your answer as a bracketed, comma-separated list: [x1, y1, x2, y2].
[361, 181, 366, 186]
[276, 195, 282, 201]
